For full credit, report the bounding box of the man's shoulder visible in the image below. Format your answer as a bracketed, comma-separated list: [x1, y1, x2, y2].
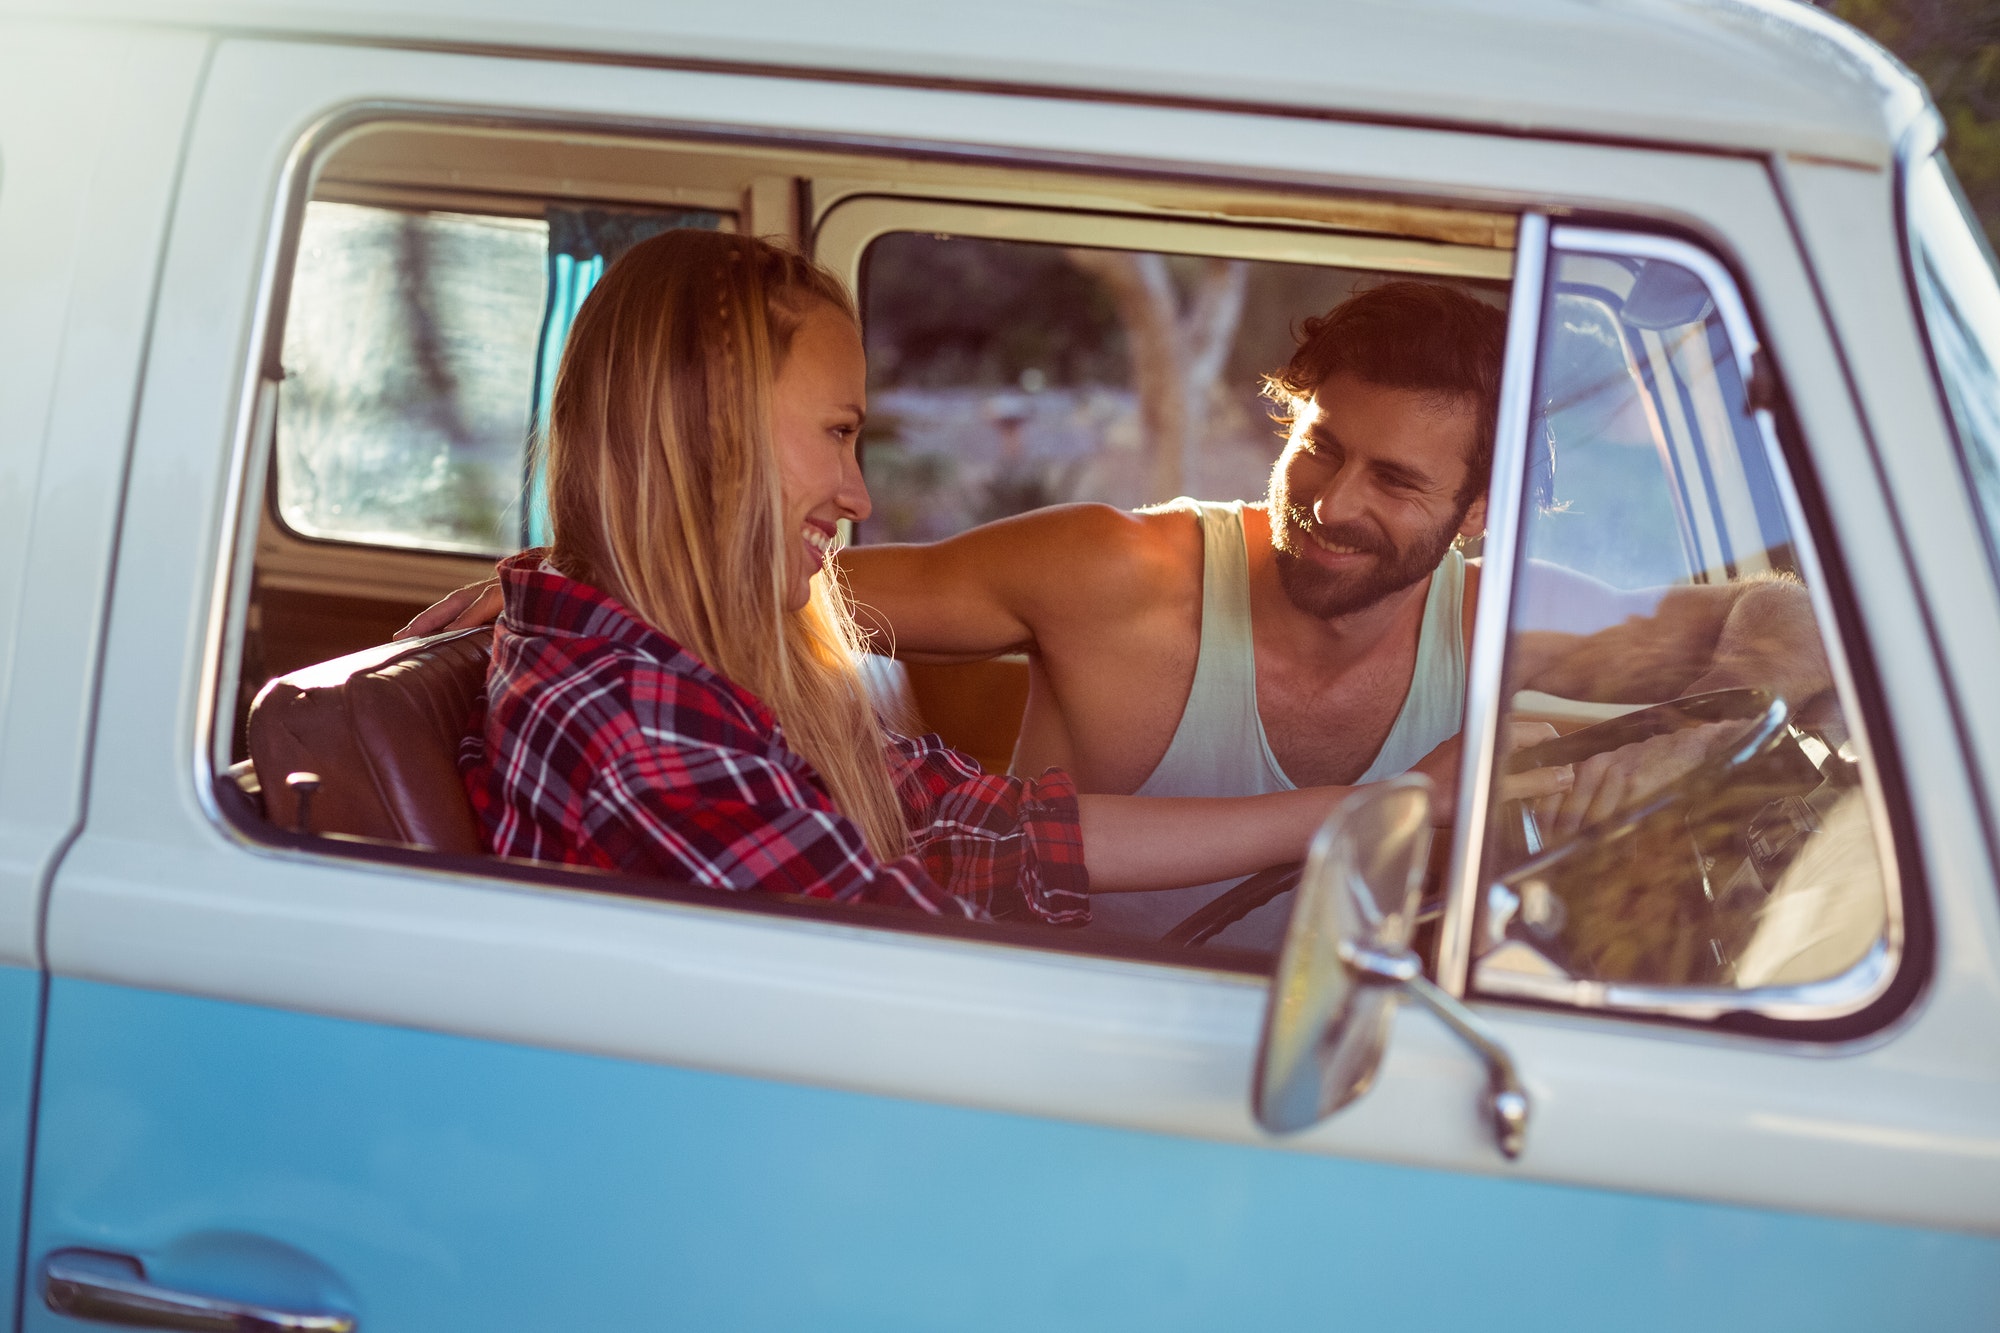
[1020, 499, 1206, 578]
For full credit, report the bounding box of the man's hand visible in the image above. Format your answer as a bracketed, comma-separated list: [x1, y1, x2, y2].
[1412, 721, 1572, 825]
[1533, 720, 1739, 837]
[395, 577, 503, 640]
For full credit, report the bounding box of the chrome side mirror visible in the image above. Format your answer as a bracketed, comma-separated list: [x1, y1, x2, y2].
[1252, 775, 1530, 1160]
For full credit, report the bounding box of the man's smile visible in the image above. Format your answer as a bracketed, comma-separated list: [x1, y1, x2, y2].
[1306, 529, 1370, 558]
[1281, 505, 1384, 563]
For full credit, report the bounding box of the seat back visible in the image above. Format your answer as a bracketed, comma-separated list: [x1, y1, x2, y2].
[248, 628, 493, 853]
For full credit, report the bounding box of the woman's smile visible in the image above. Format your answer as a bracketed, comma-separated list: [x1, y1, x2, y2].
[772, 304, 871, 611]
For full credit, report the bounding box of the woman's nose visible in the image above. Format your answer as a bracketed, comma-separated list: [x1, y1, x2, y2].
[838, 454, 873, 524]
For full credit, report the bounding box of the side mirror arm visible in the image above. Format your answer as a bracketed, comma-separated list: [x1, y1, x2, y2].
[1404, 975, 1529, 1160]
[1339, 939, 1529, 1160]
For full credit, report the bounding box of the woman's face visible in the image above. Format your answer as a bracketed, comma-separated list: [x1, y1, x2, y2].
[772, 301, 872, 612]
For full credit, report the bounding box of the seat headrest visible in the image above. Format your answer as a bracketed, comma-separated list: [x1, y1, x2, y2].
[249, 627, 493, 854]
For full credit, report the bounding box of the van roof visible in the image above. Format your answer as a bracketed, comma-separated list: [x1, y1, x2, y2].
[22, 0, 1928, 168]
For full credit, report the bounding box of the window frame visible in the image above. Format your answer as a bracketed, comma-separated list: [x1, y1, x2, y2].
[814, 195, 1517, 291]
[1441, 222, 1917, 1034]
[209, 110, 1922, 1015]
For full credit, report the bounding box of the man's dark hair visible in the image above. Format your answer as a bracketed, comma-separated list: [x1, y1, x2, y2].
[1262, 280, 1507, 502]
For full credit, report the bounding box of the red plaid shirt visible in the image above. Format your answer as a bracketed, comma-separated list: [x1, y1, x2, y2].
[461, 554, 1089, 924]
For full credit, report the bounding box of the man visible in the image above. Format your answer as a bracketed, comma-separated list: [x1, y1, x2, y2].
[408, 281, 1829, 944]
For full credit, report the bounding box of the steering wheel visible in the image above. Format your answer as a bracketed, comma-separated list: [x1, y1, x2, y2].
[1160, 861, 1304, 948]
[1496, 686, 1790, 881]
[1160, 688, 1789, 949]
[1506, 687, 1782, 774]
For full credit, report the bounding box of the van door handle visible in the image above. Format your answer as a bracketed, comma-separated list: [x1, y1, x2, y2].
[42, 1248, 357, 1332]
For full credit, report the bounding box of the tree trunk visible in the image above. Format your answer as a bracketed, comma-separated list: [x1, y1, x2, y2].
[1065, 249, 1249, 503]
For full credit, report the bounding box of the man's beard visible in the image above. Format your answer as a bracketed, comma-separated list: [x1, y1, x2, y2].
[1268, 497, 1465, 620]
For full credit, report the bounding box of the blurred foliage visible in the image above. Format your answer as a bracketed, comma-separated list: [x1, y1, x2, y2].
[1829, 0, 2000, 248]
[863, 233, 1127, 388]
[975, 458, 1084, 526]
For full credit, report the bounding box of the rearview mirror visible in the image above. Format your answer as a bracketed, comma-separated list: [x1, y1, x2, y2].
[1252, 775, 1530, 1159]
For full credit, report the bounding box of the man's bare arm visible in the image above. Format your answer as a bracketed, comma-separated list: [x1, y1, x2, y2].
[394, 503, 1169, 656]
[1081, 722, 1572, 891]
[840, 502, 1170, 663]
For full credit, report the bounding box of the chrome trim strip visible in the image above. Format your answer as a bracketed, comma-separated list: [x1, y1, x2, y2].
[1463, 225, 1908, 1023]
[1438, 210, 1549, 997]
[1478, 937, 1894, 1022]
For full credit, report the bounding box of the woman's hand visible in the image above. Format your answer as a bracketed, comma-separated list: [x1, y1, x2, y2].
[395, 577, 504, 640]
[1411, 722, 1573, 824]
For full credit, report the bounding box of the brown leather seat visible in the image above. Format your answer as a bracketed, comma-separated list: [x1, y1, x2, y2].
[248, 628, 493, 854]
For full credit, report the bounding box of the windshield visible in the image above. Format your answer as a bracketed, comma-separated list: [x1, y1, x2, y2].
[1908, 153, 2000, 580]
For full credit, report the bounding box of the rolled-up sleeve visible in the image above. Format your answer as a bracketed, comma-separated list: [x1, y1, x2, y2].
[887, 734, 1091, 926]
[589, 714, 984, 921]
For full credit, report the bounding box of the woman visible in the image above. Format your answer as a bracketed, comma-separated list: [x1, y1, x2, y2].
[460, 229, 1505, 925]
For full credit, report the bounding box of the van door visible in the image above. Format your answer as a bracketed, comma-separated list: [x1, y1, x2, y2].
[0, 19, 207, 1324]
[22, 33, 2000, 1333]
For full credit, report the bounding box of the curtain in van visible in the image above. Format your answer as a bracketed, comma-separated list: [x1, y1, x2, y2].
[525, 206, 726, 545]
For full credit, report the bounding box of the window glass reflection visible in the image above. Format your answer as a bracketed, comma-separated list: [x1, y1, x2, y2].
[278, 202, 547, 555]
[1474, 249, 1890, 1005]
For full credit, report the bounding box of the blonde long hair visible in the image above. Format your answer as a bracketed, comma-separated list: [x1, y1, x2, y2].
[543, 229, 908, 859]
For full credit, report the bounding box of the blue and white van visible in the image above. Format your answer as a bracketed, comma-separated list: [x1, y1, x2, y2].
[3, 0, 1999, 1328]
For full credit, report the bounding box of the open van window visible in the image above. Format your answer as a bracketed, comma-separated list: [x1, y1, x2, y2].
[217, 116, 1904, 1025]
[224, 117, 1528, 968]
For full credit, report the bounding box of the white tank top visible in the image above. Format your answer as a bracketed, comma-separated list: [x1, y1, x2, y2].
[1084, 499, 1467, 950]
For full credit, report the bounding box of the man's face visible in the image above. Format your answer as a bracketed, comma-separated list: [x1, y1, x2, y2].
[1267, 371, 1485, 620]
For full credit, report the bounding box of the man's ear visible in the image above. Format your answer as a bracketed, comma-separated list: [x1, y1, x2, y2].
[1456, 494, 1487, 541]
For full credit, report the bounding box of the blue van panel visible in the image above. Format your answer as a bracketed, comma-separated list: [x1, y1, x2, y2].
[25, 977, 2000, 1332]
[0, 965, 39, 1331]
